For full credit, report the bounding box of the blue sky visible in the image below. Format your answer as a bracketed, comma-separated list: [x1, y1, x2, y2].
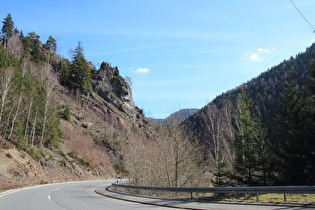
[2, 0, 315, 118]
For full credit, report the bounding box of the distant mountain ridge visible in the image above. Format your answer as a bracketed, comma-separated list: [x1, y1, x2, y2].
[152, 108, 199, 125]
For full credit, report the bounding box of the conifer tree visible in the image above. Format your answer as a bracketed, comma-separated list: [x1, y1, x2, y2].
[28, 32, 43, 62]
[233, 88, 257, 185]
[211, 155, 231, 187]
[276, 77, 310, 184]
[70, 41, 91, 93]
[1, 14, 14, 40]
[44, 36, 57, 52]
[232, 87, 272, 185]
[303, 59, 315, 184]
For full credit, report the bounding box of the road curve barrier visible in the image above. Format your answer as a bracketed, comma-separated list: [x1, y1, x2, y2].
[111, 183, 315, 202]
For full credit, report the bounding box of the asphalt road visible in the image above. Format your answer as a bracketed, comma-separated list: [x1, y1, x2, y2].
[0, 180, 170, 210]
[1, 180, 312, 210]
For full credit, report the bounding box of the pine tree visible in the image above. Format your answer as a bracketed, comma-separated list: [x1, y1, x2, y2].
[70, 41, 91, 93]
[276, 77, 309, 184]
[211, 155, 231, 187]
[233, 88, 257, 185]
[28, 32, 43, 62]
[1, 14, 14, 40]
[254, 120, 276, 185]
[232, 87, 272, 185]
[303, 59, 315, 184]
[44, 36, 57, 52]
[59, 59, 71, 86]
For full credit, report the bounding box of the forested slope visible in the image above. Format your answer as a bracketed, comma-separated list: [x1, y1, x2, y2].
[0, 13, 150, 190]
[183, 43, 315, 186]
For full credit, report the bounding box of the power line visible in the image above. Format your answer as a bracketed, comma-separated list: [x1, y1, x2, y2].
[289, 0, 315, 32]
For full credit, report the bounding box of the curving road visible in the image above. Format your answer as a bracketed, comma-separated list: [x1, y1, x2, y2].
[0, 180, 170, 210]
[1, 180, 312, 210]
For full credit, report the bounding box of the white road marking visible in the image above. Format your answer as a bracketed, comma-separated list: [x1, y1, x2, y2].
[0, 189, 22, 198]
[48, 195, 51, 200]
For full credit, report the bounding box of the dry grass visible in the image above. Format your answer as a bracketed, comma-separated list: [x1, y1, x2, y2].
[244, 193, 315, 204]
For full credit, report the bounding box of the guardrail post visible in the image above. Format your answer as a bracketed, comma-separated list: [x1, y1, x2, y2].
[190, 192, 193, 199]
[256, 193, 259, 202]
[172, 192, 174, 198]
[284, 193, 287, 202]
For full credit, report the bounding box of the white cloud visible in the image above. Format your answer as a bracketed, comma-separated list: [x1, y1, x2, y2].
[249, 52, 263, 62]
[244, 47, 273, 62]
[132, 68, 150, 74]
[257, 48, 269, 53]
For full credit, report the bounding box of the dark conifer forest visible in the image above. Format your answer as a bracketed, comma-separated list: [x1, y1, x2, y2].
[183, 43, 315, 186]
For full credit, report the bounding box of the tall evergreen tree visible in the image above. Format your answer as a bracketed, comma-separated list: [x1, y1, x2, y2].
[1, 14, 14, 40]
[27, 32, 43, 62]
[44, 36, 57, 52]
[303, 59, 315, 183]
[232, 87, 273, 185]
[233, 88, 258, 185]
[70, 41, 91, 93]
[276, 77, 310, 184]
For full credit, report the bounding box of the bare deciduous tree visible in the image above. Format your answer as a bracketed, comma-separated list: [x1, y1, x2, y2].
[203, 101, 234, 169]
[0, 68, 14, 124]
[123, 130, 147, 185]
[40, 77, 57, 146]
[24, 97, 33, 139]
[123, 124, 205, 188]
[8, 94, 23, 139]
[4, 33, 22, 58]
[201, 101, 235, 186]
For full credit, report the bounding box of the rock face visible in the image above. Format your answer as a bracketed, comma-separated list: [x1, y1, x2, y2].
[92, 62, 138, 118]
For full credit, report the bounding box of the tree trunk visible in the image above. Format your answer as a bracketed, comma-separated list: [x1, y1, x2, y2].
[8, 94, 22, 139]
[24, 98, 33, 139]
[0, 69, 13, 124]
[31, 108, 38, 148]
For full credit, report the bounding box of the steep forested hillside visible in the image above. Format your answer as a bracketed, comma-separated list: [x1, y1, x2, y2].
[0, 13, 151, 190]
[210, 44, 315, 142]
[183, 43, 315, 186]
[0, 13, 205, 191]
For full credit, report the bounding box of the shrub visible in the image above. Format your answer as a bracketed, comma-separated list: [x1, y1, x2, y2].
[28, 147, 43, 159]
[46, 155, 54, 161]
[60, 157, 67, 167]
[58, 105, 71, 121]
[82, 123, 88, 128]
[112, 132, 119, 140]
[68, 150, 78, 158]
[113, 161, 128, 174]
[80, 156, 90, 168]
[34, 150, 43, 159]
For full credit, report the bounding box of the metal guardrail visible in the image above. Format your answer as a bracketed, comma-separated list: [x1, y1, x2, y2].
[111, 183, 315, 202]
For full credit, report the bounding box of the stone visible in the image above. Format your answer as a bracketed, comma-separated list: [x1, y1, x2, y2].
[92, 62, 137, 118]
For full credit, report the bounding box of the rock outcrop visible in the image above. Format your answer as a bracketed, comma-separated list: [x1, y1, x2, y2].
[92, 62, 138, 118]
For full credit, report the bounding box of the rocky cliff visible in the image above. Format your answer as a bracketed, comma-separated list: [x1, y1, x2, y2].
[92, 62, 140, 119]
